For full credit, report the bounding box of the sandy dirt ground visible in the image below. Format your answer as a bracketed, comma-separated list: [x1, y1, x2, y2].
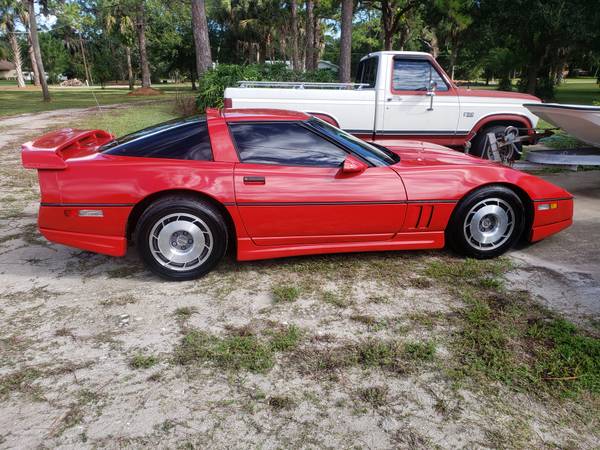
[0, 107, 598, 449]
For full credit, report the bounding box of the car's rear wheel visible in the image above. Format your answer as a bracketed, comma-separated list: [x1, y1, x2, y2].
[135, 196, 227, 280]
[446, 186, 525, 259]
[469, 125, 523, 160]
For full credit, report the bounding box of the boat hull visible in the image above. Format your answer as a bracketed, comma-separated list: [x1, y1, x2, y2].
[524, 103, 600, 147]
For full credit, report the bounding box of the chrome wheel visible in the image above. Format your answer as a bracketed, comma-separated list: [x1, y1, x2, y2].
[148, 213, 213, 271]
[463, 198, 515, 251]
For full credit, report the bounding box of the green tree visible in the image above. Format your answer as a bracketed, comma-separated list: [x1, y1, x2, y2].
[0, 0, 26, 87]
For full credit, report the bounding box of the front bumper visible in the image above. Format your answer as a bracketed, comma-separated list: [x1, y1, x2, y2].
[530, 198, 573, 242]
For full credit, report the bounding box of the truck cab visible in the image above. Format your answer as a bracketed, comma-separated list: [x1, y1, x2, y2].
[224, 51, 541, 158]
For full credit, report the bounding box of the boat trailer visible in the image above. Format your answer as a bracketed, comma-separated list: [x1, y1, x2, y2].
[475, 126, 600, 169]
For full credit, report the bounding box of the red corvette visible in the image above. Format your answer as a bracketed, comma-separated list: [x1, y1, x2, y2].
[22, 108, 573, 280]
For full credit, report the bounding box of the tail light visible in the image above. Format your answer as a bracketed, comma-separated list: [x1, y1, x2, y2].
[224, 98, 232, 108]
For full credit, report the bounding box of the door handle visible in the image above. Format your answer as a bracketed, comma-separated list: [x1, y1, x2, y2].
[243, 176, 265, 185]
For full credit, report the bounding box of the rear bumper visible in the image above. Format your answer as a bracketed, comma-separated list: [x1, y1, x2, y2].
[40, 228, 127, 256]
[38, 204, 131, 256]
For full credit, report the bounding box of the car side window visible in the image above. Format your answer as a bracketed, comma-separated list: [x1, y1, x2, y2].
[229, 122, 348, 167]
[101, 117, 213, 161]
[392, 59, 449, 92]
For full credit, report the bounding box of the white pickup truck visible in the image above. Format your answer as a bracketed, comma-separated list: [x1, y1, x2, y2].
[224, 51, 541, 158]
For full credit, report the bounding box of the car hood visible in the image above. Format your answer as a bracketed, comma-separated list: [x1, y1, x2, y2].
[386, 141, 497, 167]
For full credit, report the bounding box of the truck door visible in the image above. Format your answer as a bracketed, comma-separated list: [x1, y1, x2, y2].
[379, 56, 461, 146]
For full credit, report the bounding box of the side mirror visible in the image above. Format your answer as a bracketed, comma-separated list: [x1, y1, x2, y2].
[427, 80, 437, 95]
[427, 80, 437, 111]
[340, 155, 367, 175]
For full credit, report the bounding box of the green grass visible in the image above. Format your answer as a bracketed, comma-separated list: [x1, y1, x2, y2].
[271, 285, 300, 303]
[174, 324, 301, 373]
[129, 353, 158, 369]
[428, 257, 600, 397]
[295, 338, 436, 375]
[0, 368, 42, 400]
[0, 84, 193, 117]
[554, 78, 600, 105]
[268, 395, 295, 410]
[357, 385, 389, 408]
[75, 101, 180, 137]
[469, 77, 599, 105]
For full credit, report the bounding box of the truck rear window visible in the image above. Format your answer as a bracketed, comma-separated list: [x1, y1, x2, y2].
[356, 56, 378, 88]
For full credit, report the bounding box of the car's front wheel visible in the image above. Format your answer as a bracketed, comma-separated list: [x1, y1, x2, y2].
[446, 186, 525, 259]
[135, 196, 228, 280]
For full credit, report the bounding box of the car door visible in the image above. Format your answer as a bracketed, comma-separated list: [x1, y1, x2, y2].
[230, 121, 407, 246]
[381, 57, 460, 142]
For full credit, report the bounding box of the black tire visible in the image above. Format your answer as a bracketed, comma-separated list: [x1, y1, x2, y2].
[446, 186, 525, 259]
[469, 125, 523, 160]
[135, 196, 228, 280]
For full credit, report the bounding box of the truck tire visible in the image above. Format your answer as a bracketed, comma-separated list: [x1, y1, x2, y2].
[469, 125, 523, 160]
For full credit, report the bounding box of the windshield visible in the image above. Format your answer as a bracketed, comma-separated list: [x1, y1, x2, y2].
[306, 117, 399, 166]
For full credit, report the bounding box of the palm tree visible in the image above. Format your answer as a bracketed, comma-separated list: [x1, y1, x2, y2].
[26, 0, 50, 101]
[17, 7, 40, 86]
[0, 0, 26, 88]
[104, 1, 136, 90]
[191, 0, 212, 78]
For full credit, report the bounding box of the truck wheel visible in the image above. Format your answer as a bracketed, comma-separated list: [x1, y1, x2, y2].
[469, 125, 522, 160]
[135, 196, 228, 280]
[446, 186, 525, 259]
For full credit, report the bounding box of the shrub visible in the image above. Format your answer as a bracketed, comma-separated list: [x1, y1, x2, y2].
[196, 63, 337, 112]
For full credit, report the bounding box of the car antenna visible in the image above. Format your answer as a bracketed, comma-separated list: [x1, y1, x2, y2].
[89, 85, 113, 137]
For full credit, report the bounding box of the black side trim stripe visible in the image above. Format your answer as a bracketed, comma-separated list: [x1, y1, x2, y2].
[406, 199, 458, 204]
[42, 200, 460, 208]
[532, 197, 573, 202]
[345, 130, 470, 136]
[236, 200, 458, 206]
[41, 203, 135, 207]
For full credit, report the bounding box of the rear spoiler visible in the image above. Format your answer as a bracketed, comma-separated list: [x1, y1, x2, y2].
[21, 128, 114, 170]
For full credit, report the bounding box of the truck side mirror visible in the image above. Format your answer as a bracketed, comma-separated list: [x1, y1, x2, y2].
[427, 80, 437, 95]
[427, 80, 437, 111]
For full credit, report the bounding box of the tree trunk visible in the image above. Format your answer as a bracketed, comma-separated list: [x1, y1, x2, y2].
[429, 29, 439, 59]
[28, 39, 40, 86]
[290, 0, 300, 71]
[190, 66, 196, 90]
[125, 46, 134, 90]
[312, 6, 319, 70]
[279, 27, 287, 63]
[7, 23, 26, 88]
[449, 50, 457, 80]
[191, 0, 212, 78]
[381, 0, 393, 51]
[27, 0, 50, 101]
[525, 62, 539, 94]
[259, 39, 267, 64]
[136, 2, 151, 89]
[305, 0, 314, 71]
[79, 35, 93, 85]
[339, 0, 353, 82]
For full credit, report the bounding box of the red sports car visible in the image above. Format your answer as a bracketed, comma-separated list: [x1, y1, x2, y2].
[22, 108, 573, 280]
